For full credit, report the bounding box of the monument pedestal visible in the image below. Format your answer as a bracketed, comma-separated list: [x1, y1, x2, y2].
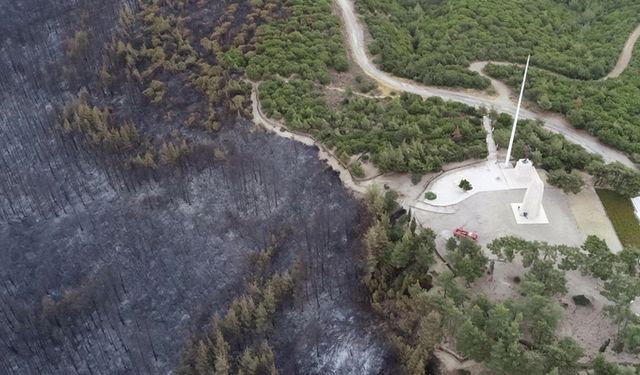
[507, 159, 548, 224]
[510, 203, 549, 224]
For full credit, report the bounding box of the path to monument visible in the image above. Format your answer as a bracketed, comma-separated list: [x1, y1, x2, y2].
[483, 116, 498, 163]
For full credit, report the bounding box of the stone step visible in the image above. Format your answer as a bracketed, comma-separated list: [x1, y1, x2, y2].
[412, 201, 457, 214]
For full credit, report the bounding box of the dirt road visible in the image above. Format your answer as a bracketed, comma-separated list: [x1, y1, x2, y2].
[605, 24, 640, 79]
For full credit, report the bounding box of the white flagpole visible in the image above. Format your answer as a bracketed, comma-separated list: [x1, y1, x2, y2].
[504, 55, 530, 167]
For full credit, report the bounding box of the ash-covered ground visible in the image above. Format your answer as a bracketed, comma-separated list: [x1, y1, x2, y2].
[0, 0, 392, 373]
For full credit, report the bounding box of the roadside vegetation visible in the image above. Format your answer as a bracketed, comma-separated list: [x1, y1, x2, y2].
[259, 80, 487, 174]
[244, 0, 640, 188]
[486, 56, 640, 157]
[597, 189, 640, 248]
[364, 187, 640, 374]
[356, 0, 640, 87]
[246, 0, 488, 175]
[356, 0, 640, 157]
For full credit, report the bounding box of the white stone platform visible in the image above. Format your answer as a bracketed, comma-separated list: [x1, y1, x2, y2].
[420, 159, 548, 225]
[423, 161, 536, 207]
[510, 203, 549, 224]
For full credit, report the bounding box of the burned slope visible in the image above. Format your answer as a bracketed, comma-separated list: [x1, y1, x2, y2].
[0, 0, 254, 223]
[0, 123, 390, 374]
[0, 0, 128, 223]
[0, 0, 391, 373]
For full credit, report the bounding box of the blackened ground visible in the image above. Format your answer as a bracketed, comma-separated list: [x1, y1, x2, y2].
[0, 122, 392, 374]
[0, 0, 393, 373]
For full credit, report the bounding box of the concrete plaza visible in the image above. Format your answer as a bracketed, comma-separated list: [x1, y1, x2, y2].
[413, 188, 584, 247]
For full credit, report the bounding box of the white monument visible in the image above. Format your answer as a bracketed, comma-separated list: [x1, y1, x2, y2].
[501, 56, 548, 224]
[508, 159, 547, 224]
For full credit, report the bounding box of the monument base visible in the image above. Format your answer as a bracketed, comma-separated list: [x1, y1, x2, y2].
[510, 203, 549, 224]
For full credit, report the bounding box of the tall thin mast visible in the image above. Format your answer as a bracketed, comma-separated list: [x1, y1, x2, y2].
[504, 55, 530, 167]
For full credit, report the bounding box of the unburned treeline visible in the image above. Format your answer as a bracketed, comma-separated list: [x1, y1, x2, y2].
[260, 80, 487, 175]
[487, 58, 640, 158]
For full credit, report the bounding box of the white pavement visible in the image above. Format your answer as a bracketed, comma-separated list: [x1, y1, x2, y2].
[421, 116, 538, 208]
[422, 161, 547, 207]
[424, 162, 508, 207]
[413, 189, 585, 248]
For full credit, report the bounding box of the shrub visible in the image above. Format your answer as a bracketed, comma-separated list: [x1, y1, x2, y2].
[547, 170, 584, 194]
[425, 192, 437, 200]
[258, 79, 485, 175]
[459, 179, 473, 192]
[349, 161, 365, 178]
[142, 80, 166, 104]
[624, 324, 640, 353]
[384, 190, 399, 213]
[411, 173, 422, 185]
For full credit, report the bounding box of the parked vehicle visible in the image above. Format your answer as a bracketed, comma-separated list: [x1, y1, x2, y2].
[453, 227, 478, 240]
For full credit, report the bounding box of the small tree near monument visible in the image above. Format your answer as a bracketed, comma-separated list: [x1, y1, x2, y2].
[459, 179, 473, 192]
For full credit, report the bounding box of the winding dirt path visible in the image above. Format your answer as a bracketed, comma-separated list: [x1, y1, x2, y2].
[335, 0, 638, 167]
[606, 24, 640, 79]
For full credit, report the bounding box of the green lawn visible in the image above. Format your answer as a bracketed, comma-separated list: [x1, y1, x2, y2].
[596, 189, 640, 248]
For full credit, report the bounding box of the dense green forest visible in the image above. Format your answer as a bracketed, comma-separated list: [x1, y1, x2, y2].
[354, 0, 640, 158]
[486, 55, 640, 157]
[259, 80, 487, 174]
[491, 113, 599, 171]
[246, 0, 640, 187]
[356, 0, 640, 88]
[248, 0, 490, 175]
[363, 188, 640, 374]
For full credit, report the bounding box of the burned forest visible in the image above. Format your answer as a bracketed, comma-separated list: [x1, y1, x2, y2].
[0, 0, 392, 373]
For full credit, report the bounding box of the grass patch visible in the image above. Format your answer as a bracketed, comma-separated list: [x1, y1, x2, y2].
[596, 189, 640, 248]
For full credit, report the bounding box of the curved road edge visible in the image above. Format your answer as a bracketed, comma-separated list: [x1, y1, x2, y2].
[250, 84, 368, 194]
[606, 24, 640, 79]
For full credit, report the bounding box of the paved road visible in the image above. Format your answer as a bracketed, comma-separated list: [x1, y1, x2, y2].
[335, 0, 636, 167]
